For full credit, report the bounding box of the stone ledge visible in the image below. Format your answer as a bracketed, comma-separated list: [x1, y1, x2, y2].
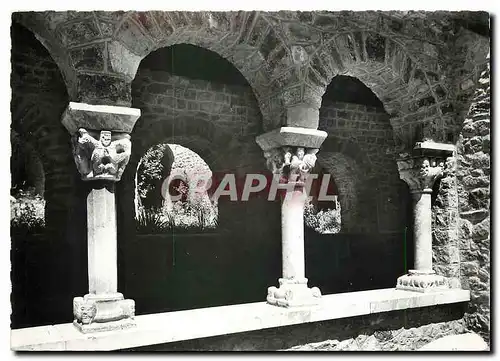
[256, 127, 327, 152]
[61, 102, 141, 134]
[11, 288, 470, 351]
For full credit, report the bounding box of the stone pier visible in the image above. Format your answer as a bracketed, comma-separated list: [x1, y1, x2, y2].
[396, 141, 455, 293]
[256, 127, 327, 307]
[62, 102, 141, 332]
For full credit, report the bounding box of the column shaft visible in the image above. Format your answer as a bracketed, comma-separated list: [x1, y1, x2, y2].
[412, 191, 433, 272]
[281, 185, 306, 280]
[87, 184, 118, 294]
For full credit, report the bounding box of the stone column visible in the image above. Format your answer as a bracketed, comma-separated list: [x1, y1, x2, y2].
[396, 141, 455, 292]
[61, 102, 140, 332]
[256, 127, 327, 307]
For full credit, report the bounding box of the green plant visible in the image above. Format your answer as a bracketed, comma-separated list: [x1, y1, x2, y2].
[304, 198, 341, 234]
[10, 188, 45, 234]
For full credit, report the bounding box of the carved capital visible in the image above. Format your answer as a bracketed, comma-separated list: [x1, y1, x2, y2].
[72, 128, 131, 182]
[397, 156, 445, 193]
[264, 146, 319, 183]
[397, 141, 455, 193]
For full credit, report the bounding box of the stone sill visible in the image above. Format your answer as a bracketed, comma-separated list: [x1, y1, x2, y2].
[11, 288, 470, 351]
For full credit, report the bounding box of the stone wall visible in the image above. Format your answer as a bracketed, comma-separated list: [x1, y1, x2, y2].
[11, 22, 76, 235]
[131, 68, 265, 172]
[456, 62, 490, 343]
[11, 23, 88, 328]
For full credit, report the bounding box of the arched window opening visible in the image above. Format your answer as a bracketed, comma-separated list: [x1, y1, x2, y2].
[307, 73, 408, 295]
[322, 75, 385, 109]
[135, 143, 218, 233]
[138, 43, 248, 86]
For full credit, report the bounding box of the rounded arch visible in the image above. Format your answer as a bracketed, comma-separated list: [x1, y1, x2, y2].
[301, 31, 453, 151]
[311, 32, 441, 111]
[112, 11, 288, 129]
[130, 116, 233, 172]
[134, 142, 216, 218]
[319, 137, 373, 173]
[11, 21, 75, 234]
[317, 138, 379, 233]
[132, 134, 223, 174]
[12, 14, 76, 98]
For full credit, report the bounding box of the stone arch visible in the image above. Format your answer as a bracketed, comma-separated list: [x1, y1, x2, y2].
[319, 137, 373, 173]
[111, 11, 289, 129]
[445, 30, 490, 143]
[317, 152, 362, 233]
[12, 14, 77, 99]
[287, 31, 452, 149]
[134, 143, 216, 220]
[130, 117, 233, 171]
[307, 32, 444, 114]
[317, 138, 379, 232]
[10, 21, 77, 240]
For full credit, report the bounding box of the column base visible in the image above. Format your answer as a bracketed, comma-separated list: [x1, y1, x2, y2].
[73, 292, 136, 333]
[267, 278, 321, 308]
[396, 270, 448, 293]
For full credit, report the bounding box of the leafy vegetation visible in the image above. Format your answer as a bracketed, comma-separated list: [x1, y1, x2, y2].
[135, 199, 218, 234]
[11, 188, 45, 234]
[304, 198, 341, 234]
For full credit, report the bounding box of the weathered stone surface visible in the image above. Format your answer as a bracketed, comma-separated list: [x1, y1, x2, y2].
[256, 127, 327, 152]
[417, 333, 488, 351]
[76, 73, 133, 107]
[70, 44, 105, 72]
[457, 59, 490, 343]
[11, 9, 491, 348]
[471, 217, 490, 241]
[107, 41, 142, 81]
[61, 102, 141, 134]
[71, 129, 132, 182]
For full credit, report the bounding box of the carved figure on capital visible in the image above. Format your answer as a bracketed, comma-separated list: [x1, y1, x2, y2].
[265, 146, 318, 183]
[290, 147, 318, 183]
[72, 128, 132, 182]
[73, 297, 97, 325]
[397, 156, 445, 193]
[73, 296, 135, 326]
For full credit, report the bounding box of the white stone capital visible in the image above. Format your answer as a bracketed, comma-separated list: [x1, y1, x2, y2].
[397, 141, 455, 193]
[61, 102, 141, 182]
[71, 128, 132, 182]
[256, 127, 327, 152]
[397, 157, 445, 193]
[264, 146, 319, 183]
[61, 102, 141, 134]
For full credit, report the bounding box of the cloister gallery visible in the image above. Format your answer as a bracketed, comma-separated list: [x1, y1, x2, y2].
[10, 10, 490, 351]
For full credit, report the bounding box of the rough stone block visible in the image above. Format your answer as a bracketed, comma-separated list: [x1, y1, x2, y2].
[70, 44, 105, 72]
[471, 217, 490, 241]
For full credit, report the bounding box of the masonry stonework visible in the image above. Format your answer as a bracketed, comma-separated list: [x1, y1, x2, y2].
[10, 10, 490, 350]
[456, 61, 490, 343]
